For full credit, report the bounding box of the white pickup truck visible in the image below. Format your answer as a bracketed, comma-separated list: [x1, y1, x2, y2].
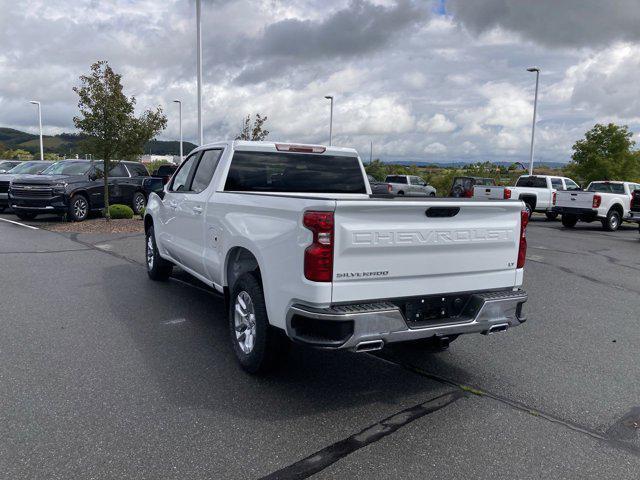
[554, 181, 640, 231]
[473, 175, 581, 220]
[385, 175, 437, 196]
[144, 141, 529, 373]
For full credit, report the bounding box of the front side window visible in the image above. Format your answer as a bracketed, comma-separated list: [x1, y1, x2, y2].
[170, 154, 200, 192]
[109, 163, 127, 177]
[225, 151, 366, 194]
[191, 149, 223, 193]
[127, 163, 149, 177]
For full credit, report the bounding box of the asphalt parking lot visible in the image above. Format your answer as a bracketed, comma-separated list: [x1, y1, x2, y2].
[1, 213, 639, 479]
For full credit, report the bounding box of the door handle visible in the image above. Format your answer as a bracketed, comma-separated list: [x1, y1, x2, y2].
[193, 206, 203, 214]
[168, 201, 178, 209]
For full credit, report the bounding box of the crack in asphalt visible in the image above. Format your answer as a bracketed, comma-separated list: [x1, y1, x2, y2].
[258, 391, 464, 480]
[373, 353, 640, 458]
[0, 248, 91, 255]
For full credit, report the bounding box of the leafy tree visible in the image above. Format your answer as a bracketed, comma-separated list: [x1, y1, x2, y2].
[73, 61, 167, 219]
[235, 113, 269, 141]
[44, 153, 60, 161]
[568, 123, 640, 183]
[1, 149, 33, 160]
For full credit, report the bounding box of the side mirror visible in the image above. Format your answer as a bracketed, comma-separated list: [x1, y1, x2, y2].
[88, 173, 97, 181]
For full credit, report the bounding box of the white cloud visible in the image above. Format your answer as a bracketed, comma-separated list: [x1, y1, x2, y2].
[417, 113, 457, 133]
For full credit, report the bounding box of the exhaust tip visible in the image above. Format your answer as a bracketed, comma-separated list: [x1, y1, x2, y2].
[486, 323, 509, 335]
[355, 340, 384, 352]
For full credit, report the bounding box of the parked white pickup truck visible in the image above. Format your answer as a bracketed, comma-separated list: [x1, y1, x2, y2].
[554, 181, 640, 231]
[385, 175, 437, 196]
[144, 141, 529, 373]
[473, 175, 581, 220]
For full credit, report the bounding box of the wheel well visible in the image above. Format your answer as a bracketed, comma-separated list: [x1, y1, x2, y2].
[609, 203, 624, 216]
[71, 190, 90, 206]
[225, 247, 261, 291]
[519, 194, 536, 210]
[144, 214, 153, 233]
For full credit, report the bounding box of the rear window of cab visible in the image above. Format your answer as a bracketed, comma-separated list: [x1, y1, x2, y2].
[224, 151, 366, 194]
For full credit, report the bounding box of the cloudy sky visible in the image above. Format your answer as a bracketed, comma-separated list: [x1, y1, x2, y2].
[1, 0, 639, 164]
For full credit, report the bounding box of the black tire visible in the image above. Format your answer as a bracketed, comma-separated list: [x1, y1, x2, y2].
[229, 272, 289, 374]
[132, 191, 146, 215]
[545, 212, 558, 221]
[0, 206, 5, 213]
[561, 214, 578, 228]
[146, 225, 173, 281]
[68, 194, 89, 222]
[397, 191, 405, 196]
[16, 211, 37, 220]
[524, 203, 534, 218]
[429, 192, 436, 197]
[603, 209, 621, 231]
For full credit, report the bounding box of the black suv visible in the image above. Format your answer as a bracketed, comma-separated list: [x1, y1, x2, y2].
[9, 160, 150, 221]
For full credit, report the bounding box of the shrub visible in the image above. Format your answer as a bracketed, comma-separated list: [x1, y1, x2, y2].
[109, 204, 134, 219]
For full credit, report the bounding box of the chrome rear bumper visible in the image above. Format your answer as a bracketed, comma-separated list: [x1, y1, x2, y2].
[286, 289, 527, 351]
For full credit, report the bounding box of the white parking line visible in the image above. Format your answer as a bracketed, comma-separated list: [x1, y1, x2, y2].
[0, 217, 39, 230]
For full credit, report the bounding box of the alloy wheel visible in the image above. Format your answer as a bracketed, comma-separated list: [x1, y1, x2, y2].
[234, 291, 257, 354]
[74, 198, 88, 220]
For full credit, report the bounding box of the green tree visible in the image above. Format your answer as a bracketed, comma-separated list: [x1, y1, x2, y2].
[235, 113, 269, 141]
[73, 61, 167, 219]
[568, 123, 640, 184]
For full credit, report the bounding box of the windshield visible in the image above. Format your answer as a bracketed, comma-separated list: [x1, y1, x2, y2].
[587, 182, 625, 194]
[42, 161, 92, 176]
[8, 162, 48, 174]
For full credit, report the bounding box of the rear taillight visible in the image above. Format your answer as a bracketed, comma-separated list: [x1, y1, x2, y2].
[552, 191, 556, 205]
[464, 189, 473, 198]
[303, 211, 334, 282]
[592, 194, 601, 208]
[504, 188, 512, 200]
[517, 209, 529, 269]
[387, 184, 392, 193]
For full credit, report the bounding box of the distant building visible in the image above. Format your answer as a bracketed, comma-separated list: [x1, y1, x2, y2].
[139, 154, 180, 165]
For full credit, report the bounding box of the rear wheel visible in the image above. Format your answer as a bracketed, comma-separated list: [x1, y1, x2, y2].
[68, 194, 89, 222]
[561, 214, 578, 228]
[0, 207, 5, 213]
[429, 192, 436, 197]
[545, 212, 558, 221]
[16, 211, 37, 220]
[229, 272, 289, 374]
[146, 225, 173, 281]
[602, 209, 621, 231]
[524, 203, 533, 218]
[397, 191, 405, 196]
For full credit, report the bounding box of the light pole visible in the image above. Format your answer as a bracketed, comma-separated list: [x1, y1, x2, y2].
[324, 95, 334, 145]
[29, 101, 44, 161]
[196, 0, 203, 146]
[527, 67, 540, 175]
[173, 100, 183, 162]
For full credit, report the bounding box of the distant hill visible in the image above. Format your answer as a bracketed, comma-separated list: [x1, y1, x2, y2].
[0, 127, 196, 156]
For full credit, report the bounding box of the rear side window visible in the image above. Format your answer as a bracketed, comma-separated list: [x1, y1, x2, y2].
[386, 175, 407, 184]
[480, 178, 495, 186]
[550, 178, 563, 190]
[191, 149, 223, 193]
[565, 179, 580, 191]
[157, 165, 177, 176]
[516, 176, 547, 188]
[127, 163, 149, 177]
[224, 151, 366, 194]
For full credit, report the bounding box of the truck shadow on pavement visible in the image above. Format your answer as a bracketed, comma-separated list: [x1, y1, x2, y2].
[102, 264, 457, 422]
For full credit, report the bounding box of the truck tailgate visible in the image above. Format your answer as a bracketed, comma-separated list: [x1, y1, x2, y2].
[473, 185, 504, 199]
[556, 191, 594, 209]
[331, 199, 523, 303]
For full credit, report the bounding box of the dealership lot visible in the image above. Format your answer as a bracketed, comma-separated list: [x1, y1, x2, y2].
[1, 213, 639, 479]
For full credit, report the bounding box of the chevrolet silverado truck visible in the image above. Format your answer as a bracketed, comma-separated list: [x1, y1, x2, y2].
[385, 175, 437, 196]
[0, 160, 50, 212]
[9, 159, 150, 221]
[554, 180, 640, 231]
[473, 174, 581, 220]
[144, 141, 529, 373]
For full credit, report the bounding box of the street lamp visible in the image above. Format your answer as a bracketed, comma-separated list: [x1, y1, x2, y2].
[324, 95, 334, 145]
[527, 66, 540, 175]
[29, 100, 44, 161]
[173, 100, 183, 162]
[196, 0, 203, 146]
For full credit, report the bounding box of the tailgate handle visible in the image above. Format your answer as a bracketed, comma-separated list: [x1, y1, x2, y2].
[426, 207, 460, 218]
